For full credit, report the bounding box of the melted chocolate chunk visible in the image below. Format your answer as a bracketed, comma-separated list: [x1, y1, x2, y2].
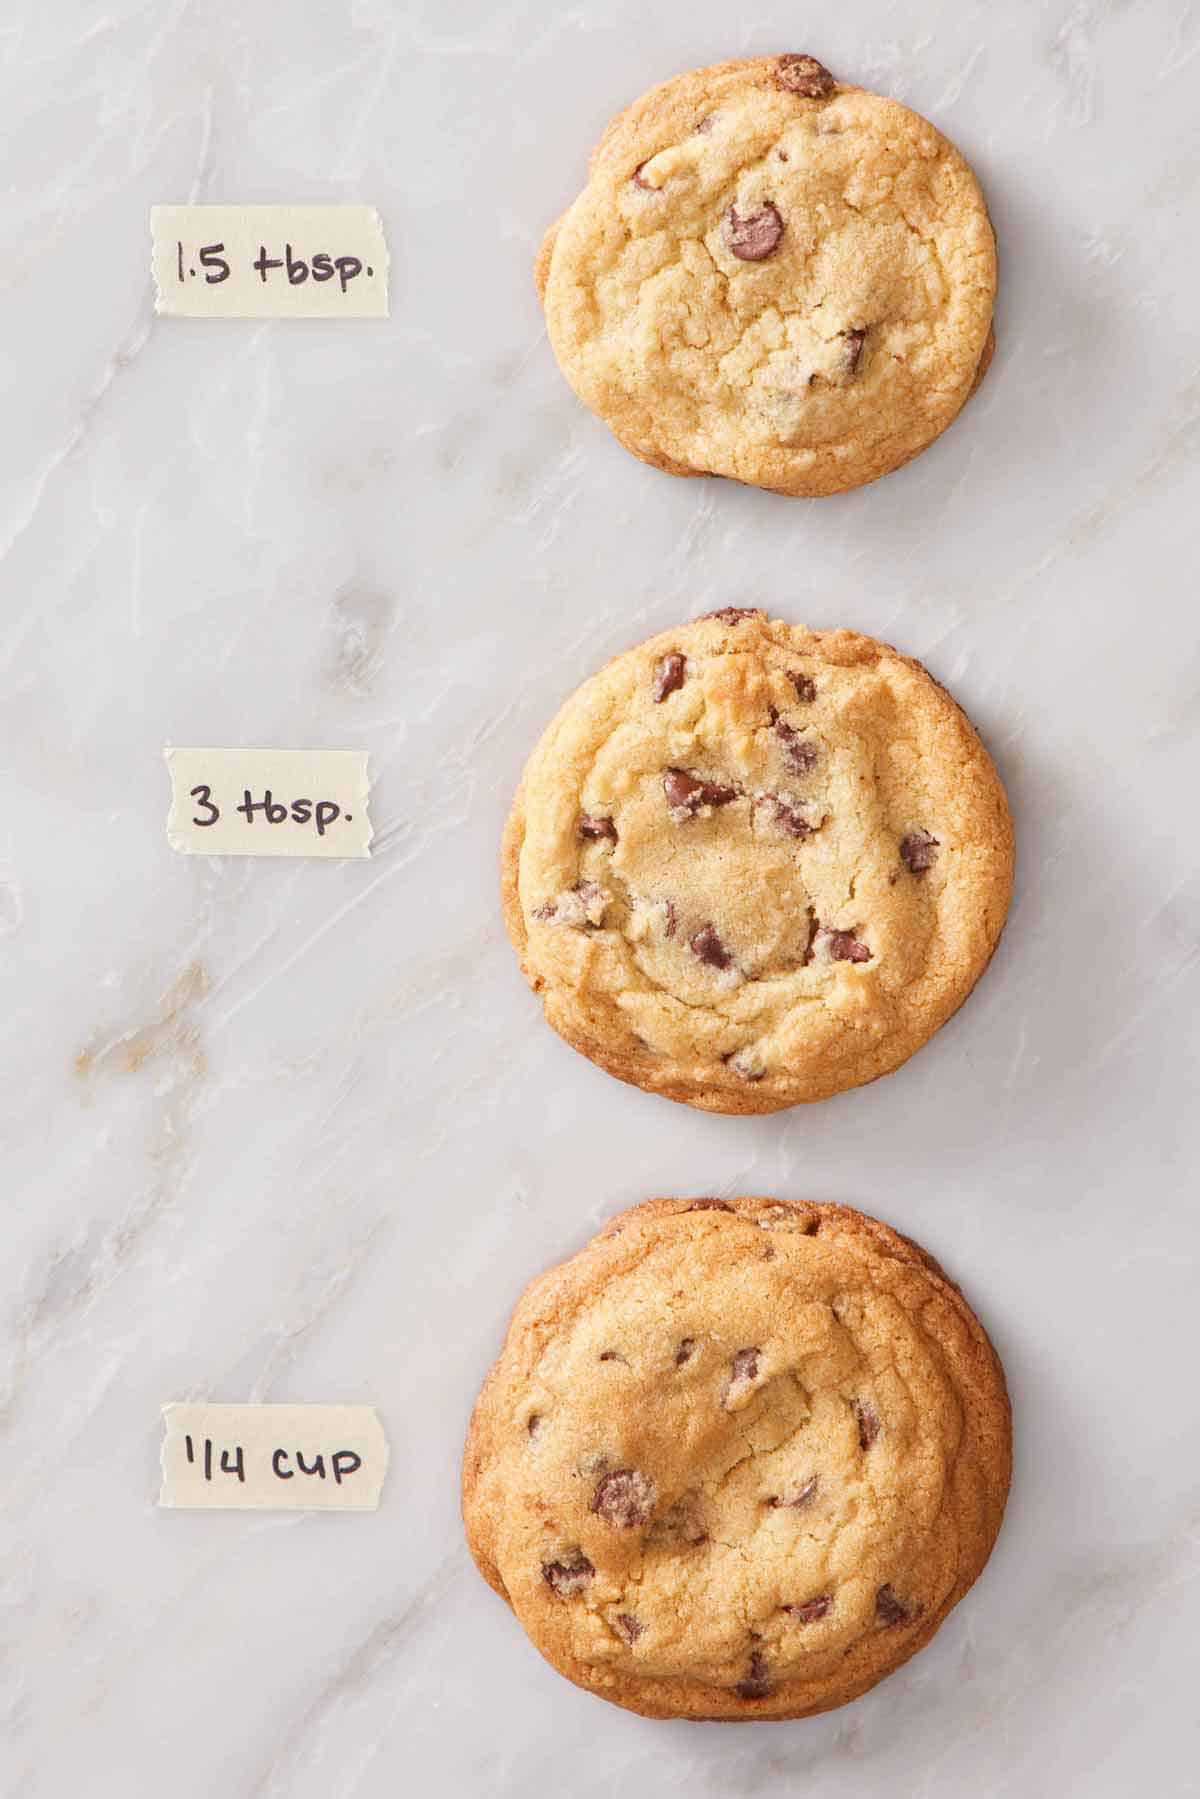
[843, 327, 868, 376]
[724, 202, 784, 262]
[591, 1467, 656, 1529]
[762, 793, 814, 838]
[675, 1337, 696, 1365]
[579, 814, 617, 843]
[875, 1584, 913, 1627]
[614, 1613, 644, 1644]
[789, 672, 817, 703]
[542, 1551, 594, 1598]
[663, 768, 738, 816]
[650, 1491, 708, 1547]
[532, 880, 606, 927]
[785, 1594, 832, 1623]
[724, 1347, 761, 1404]
[825, 929, 872, 964]
[690, 924, 732, 969]
[700, 606, 762, 624]
[773, 716, 818, 775]
[900, 828, 940, 873]
[735, 1651, 773, 1699]
[856, 1400, 881, 1450]
[727, 1046, 766, 1080]
[776, 53, 837, 98]
[653, 652, 687, 702]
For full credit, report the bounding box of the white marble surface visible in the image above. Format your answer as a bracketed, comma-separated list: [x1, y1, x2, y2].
[4, 2, 1199, 1793]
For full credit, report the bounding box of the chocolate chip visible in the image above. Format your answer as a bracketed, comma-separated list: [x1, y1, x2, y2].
[843, 327, 868, 376]
[653, 652, 687, 702]
[527, 1413, 543, 1438]
[591, 1467, 656, 1529]
[900, 829, 940, 874]
[761, 794, 814, 838]
[663, 768, 701, 813]
[723, 1346, 762, 1408]
[735, 1651, 773, 1699]
[700, 606, 762, 624]
[768, 1476, 818, 1509]
[579, 814, 617, 843]
[875, 1584, 912, 1627]
[801, 909, 820, 966]
[690, 924, 731, 969]
[727, 1046, 766, 1080]
[663, 768, 738, 816]
[675, 1337, 696, 1365]
[664, 898, 678, 938]
[724, 202, 784, 262]
[825, 929, 872, 964]
[687, 1198, 732, 1211]
[856, 1400, 880, 1450]
[776, 54, 837, 99]
[532, 880, 607, 927]
[773, 716, 818, 775]
[615, 1614, 644, 1644]
[598, 1350, 623, 1363]
[542, 1550, 594, 1597]
[649, 1492, 708, 1547]
[784, 1594, 832, 1624]
[789, 673, 817, 702]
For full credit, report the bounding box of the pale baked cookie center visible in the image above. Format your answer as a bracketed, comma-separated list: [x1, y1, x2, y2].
[527, 625, 939, 1046]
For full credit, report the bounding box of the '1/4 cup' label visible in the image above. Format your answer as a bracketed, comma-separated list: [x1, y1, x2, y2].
[151, 206, 389, 318]
[164, 748, 372, 858]
[159, 1404, 389, 1511]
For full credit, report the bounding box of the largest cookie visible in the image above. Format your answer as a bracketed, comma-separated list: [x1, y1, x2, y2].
[501, 611, 1014, 1114]
[462, 1196, 1011, 1721]
[538, 54, 997, 496]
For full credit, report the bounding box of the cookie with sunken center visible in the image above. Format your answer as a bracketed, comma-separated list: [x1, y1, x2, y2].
[501, 610, 1013, 1114]
[462, 1196, 1011, 1722]
[536, 53, 997, 496]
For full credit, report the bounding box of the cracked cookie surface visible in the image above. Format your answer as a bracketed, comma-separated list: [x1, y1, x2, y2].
[501, 612, 1013, 1114]
[462, 1197, 1011, 1721]
[537, 53, 997, 496]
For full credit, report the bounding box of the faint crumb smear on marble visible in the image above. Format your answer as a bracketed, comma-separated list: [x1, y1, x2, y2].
[326, 580, 397, 696]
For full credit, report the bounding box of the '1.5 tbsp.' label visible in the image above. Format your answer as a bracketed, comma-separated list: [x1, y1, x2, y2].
[151, 206, 389, 318]
[164, 748, 372, 858]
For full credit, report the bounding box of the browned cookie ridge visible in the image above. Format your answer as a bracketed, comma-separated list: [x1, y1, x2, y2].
[537, 54, 997, 496]
[501, 613, 1014, 1114]
[462, 1197, 1012, 1721]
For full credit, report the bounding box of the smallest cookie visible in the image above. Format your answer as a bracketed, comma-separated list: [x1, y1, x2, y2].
[538, 53, 997, 496]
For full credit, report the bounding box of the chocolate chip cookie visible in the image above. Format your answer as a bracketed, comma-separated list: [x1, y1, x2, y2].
[501, 611, 1013, 1113]
[462, 1197, 1011, 1721]
[536, 54, 997, 496]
